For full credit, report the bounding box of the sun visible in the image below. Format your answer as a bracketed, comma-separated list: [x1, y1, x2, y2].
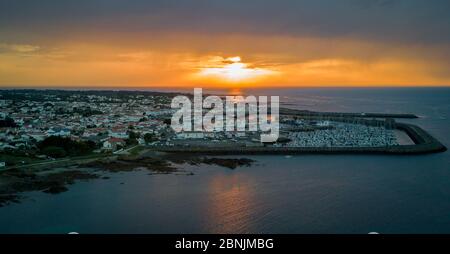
[197, 56, 276, 83]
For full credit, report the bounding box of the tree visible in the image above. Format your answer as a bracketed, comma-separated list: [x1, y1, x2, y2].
[127, 130, 139, 139]
[144, 133, 157, 143]
[42, 146, 67, 158]
[38, 136, 95, 157]
[126, 131, 140, 145]
[0, 117, 17, 127]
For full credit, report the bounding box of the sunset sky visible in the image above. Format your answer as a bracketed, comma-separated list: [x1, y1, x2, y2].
[1, 0, 449, 88]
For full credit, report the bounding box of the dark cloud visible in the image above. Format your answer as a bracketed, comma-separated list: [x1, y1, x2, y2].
[0, 0, 449, 45]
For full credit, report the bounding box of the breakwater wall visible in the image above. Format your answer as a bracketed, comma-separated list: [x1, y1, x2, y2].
[279, 108, 418, 119]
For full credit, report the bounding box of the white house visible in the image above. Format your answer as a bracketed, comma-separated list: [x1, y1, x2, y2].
[177, 132, 205, 139]
[46, 127, 71, 136]
[316, 121, 331, 127]
[109, 127, 128, 139]
[125, 115, 143, 122]
[27, 131, 47, 141]
[235, 132, 246, 138]
[103, 137, 126, 151]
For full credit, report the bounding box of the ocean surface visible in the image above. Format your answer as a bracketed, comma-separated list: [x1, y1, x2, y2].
[0, 87, 449, 233]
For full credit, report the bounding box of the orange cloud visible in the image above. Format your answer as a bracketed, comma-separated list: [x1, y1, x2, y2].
[0, 34, 449, 88]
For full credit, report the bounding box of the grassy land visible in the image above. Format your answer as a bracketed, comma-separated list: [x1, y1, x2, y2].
[1, 144, 145, 171]
[0, 154, 44, 166]
[1, 153, 111, 171]
[127, 145, 146, 156]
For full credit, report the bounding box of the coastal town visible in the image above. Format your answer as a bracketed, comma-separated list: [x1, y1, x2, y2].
[0, 89, 412, 169]
[0, 90, 176, 167]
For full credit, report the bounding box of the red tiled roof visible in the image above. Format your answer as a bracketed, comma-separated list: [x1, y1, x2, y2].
[107, 137, 125, 143]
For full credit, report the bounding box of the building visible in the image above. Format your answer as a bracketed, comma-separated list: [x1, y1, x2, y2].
[103, 137, 126, 151]
[316, 121, 330, 127]
[109, 127, 129, 139]
[176, 132, 205, 139]
[27, 131, 47, 141]
[46, 127, 71, 136]
[82, 128, 107, 138]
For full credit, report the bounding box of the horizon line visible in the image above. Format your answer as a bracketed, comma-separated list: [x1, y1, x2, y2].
[1, 84, 450, 91]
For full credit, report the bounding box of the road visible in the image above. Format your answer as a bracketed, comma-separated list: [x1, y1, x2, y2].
[2, 154, 109, 171]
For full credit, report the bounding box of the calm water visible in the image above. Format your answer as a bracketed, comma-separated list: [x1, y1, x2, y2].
[0, 87, 449, 233]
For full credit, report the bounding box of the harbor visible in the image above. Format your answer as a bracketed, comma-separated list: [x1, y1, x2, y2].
[152, 108, 447, 155]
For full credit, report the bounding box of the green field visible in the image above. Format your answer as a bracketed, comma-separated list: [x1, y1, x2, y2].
[0, 154, 43, 166]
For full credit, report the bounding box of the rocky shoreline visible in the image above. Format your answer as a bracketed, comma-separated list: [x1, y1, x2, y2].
[0, 154, 256, 207]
